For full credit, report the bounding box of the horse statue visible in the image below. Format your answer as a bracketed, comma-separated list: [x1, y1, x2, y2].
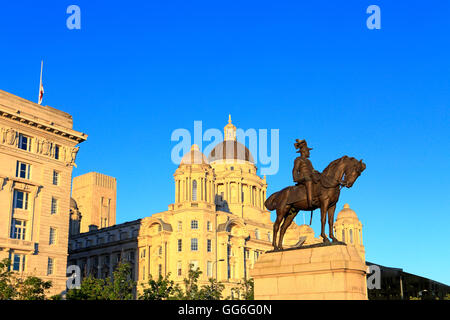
[265, 156, 366, 250]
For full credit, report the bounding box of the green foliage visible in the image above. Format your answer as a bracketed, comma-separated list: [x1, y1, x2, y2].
[66, 275, 108, 300]
[198, 278, 225, 300]
[230, 278, 254, 300]
[66, 260, 135, 300]
[0, 258, 53, 300]
[180, 266, 203, 300]
[139, 273, 181, 300]
[15, 276, 52, 300]
[0, 259, 15, 300]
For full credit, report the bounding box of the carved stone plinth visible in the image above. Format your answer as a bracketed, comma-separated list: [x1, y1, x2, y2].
[250, 243, 368, 300]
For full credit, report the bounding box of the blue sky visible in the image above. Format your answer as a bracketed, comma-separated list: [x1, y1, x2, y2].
[1, 1, 449, 285]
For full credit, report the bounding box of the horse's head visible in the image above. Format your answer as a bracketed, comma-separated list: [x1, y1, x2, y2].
[342, 158, 366, 188]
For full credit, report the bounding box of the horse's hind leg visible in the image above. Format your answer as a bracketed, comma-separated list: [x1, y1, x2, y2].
[273, 211, 284, 250]
[278, 208, 298, 250]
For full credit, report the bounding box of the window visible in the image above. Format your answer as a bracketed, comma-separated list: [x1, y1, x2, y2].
[177, 239, 182, 252]
[177, 261, 182, 276]
[342, 230, 346, 242]
[192, 180, 197, 201]
[157, 224, 162, 232]
[158, 246, 162, 256]
[191, 220, 198, 230]
[18, 134, 31, 151]
[255, 229, 260, 240]
[177, 221, 182, 231]
[141, 248, 146, 258]
[13, 190, 29, 210]
[16, 161, 31, 179]
[207, 239, 212, 253]
[52, 171, 59, 185]
[10, 219, 27, 240]
[158, 264, 162, 276]
[49, 227, 56, 245]
[9, 252, 26, 272]
[230, 166, 234, 170]
[207, 261, 213, 278]
[191, 238, 198, 251]
[207, 221, 211, 231]
[54, 145, 60, 160]
[47, 258, 54, 275]
[349, 229, 353, 244]
[51, 198, 58, 215]
[267, 232, 272, 242]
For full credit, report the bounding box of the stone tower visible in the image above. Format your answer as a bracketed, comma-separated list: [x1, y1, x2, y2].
[72, 172, 116, 233]
[334, 203, 365, 261]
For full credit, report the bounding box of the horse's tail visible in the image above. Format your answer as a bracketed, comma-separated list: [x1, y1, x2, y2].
[265, 191, 280, 211]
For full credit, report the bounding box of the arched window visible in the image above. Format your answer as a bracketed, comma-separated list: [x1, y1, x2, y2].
[255, 229, 260, 240]
[349, 229, 353, 244]
[342, 229, 345, 242]
[192, 180, 197, 201]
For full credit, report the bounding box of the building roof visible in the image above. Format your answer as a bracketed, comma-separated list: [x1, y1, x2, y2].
[336, 203, 359, 220]
[208, 140, 254, 163]
[180, 144, 209, 166]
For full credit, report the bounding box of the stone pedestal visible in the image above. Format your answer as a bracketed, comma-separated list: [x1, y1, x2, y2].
[250, 243, 368, 300]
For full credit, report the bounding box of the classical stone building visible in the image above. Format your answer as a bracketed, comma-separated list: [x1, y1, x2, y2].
[72, 172, 117, 233]
[0, 89, 86, 296]
[68, 117, 364, 298]
[333, 203, 365, 261]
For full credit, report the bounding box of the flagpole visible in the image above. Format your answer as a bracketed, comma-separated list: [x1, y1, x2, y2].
[38, 60, 43, 104]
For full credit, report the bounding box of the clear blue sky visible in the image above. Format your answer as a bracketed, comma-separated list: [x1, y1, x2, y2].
[1, 1, 449, 285]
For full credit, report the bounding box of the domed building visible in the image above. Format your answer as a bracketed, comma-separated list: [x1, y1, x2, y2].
[334, 203, 365, 261]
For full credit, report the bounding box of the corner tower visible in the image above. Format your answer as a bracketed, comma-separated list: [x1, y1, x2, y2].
[334, 203, 365, 261]
[72, 172, 117, 233]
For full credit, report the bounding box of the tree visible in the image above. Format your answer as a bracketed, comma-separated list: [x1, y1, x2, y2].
[66, 275, 108, 300]
[230, 278, 254, 300]
[0, 258, 53, 300]
[15, 276, 52, 300]
[0, 259, 15, 300]
[198, 278, 225, 300]
[139, 273, 181, 300]
[67, 260, 135, 300]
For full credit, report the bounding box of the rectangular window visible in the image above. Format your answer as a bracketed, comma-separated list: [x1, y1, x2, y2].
[207, 261, 213, 278]
[177, 239, 182, 252]
[207, 239, 212, 253]
[18, 134, 32, 151]
[10, 219, 27, 240]
[177, 221, 182, 231]
[13, 190, 29, 210]
[207, 221, 211, 231]
[49, 227, 56, 245]
[191, 238, 198, 251]
[9, 252, 26, 272]
[54, 145, 60, 160]
[158, 264, 162, 276]
[177, 261, 182, 276]
[16, 161, 31, 179]
[191, 220, 198, 230]
[52, 170, 59, 185]
[51, 198, 58, 215]
[47, 258, 54, 275]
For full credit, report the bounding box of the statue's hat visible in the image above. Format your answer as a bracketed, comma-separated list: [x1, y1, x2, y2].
[295, 139, 313, 153]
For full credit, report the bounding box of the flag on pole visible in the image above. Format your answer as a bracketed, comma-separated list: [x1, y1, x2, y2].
[38, 60, 44, 105]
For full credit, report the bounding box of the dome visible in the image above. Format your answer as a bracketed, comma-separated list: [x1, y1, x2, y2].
[70, 197, 78, 210]
[298, 224, 315, 235]
[180, 145, 209, 166]
[336, 203, 358, 220]
[208, 140, 254, 163]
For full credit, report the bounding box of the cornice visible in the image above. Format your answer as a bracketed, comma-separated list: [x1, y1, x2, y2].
[0, 105, 87, 143]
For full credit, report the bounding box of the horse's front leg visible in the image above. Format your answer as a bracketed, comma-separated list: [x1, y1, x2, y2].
[327, 204, 339, 242]
[320, 199, 330, 243]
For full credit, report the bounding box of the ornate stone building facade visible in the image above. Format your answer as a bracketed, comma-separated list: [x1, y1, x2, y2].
[0, 89, 86, 295]
[68, 117, 365, 297]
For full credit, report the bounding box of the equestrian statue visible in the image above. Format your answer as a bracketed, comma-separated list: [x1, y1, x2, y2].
[265, 139, 366, 250]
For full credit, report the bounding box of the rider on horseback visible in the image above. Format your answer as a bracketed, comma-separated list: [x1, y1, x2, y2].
[292, 139, 320, 209]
